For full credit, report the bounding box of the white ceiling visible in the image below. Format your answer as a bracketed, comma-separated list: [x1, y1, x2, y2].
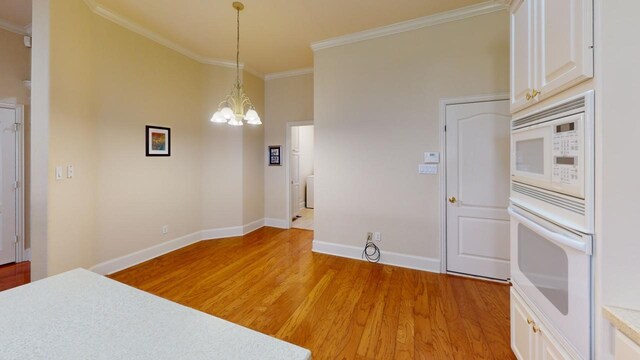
[0, 0, 493, 75]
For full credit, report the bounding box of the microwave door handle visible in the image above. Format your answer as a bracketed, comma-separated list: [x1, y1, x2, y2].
[508, 207, 591, 255]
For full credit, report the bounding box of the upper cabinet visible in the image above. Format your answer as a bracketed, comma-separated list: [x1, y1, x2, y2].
[510, 0, 593, 113]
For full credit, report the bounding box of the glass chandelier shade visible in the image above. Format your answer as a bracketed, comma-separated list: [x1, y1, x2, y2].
[210, 2, 261, 126]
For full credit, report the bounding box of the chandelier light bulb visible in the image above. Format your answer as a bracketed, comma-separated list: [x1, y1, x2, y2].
[211, 111, 227, 123]
[220, 107, 234, 120]
[228, 116, 244, 126]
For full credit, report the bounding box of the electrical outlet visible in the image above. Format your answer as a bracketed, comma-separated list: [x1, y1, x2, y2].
[373, 232, 381, 242]
[67, 165, 74, 178]
[162, 225, 168, 235]
[367, 232, 373, 241]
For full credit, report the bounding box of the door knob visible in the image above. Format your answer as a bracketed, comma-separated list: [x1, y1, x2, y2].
[448, 196, 457, 204]
[531, 89, 541, 98]
[525, 91, 532, 101]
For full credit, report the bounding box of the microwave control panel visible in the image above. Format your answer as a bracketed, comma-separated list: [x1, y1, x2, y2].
[552, 121, 580, 185]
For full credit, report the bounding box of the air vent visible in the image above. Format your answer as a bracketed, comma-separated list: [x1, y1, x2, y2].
[513, 97, 585, 129]
[512, 183, 585, 215]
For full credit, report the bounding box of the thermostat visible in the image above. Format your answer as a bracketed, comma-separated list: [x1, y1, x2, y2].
[424, 152, 440, 164]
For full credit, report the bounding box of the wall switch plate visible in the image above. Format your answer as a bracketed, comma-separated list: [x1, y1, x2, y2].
[373, 232, 381, 242]
[67, 165, 74, 178]
[424, 152, 440, 164]
[162, 225, 168, 235]
[55, 166, 63, 180]
[418, 164, 438, 174]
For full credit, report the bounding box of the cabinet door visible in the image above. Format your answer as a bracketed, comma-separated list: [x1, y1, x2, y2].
[539, 328, 572, 360]
[536, 0, 593, 100]
[511, 289, 537, 360]
[510, 0, 535, 112]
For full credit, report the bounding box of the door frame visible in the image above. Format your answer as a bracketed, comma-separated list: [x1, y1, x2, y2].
[285, 120, 313, 229]
[0, 102, 26, 263]
[439, 94, 509, 274]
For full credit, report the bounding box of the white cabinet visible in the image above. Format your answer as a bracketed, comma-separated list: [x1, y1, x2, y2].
[510, 0, 593, 113]
[511, 289, 572, 360]
[615, 331, 640, 360]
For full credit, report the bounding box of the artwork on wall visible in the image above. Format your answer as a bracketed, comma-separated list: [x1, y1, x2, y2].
[268, 145, 281, 166]
[146, 125, 171, 157]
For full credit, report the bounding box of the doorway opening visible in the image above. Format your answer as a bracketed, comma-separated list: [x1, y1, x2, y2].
[440, 95, 510, 281]
[286, 122, 314, 230]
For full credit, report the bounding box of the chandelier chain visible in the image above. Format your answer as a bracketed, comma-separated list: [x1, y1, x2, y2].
[236, 5, 240, 83]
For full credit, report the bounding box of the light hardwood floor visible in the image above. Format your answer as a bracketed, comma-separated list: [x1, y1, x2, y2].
[110, 227, 515, 360]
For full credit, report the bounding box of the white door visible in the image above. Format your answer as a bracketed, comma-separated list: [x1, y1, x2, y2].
[510, 0, 535, 112]
[446, 100, 511, 280]
[0, 107, 17, 265]
[536, 0, 593, 100]
[290, 152, 300, 220]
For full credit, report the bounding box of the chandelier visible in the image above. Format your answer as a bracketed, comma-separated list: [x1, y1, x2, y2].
[210, 2, 261, 126]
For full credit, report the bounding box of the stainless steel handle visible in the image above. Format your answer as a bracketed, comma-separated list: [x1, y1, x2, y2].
[508, 207, 591, 255]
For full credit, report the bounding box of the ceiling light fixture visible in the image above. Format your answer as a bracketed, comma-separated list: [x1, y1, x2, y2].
[210, 2, 261, 126]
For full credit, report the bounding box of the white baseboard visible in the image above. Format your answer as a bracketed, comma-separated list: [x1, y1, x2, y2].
[312, 240, 441, 273]
[90, 231, 202, 275]
[91, 218, 268, 276]
[264, 218, 289, 229]
[243, 218, 265, 235]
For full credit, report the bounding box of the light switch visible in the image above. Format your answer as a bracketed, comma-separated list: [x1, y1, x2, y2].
[55, 166, 63, 180]
[418, 164, 438, 174]
[424, 152, 440, 164]
[67, 165, 74, 179]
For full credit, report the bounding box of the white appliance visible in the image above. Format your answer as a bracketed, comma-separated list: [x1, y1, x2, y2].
[509, 205, 592, 359]
[511, 91, 594, 233]
[306, 175, 314, 209]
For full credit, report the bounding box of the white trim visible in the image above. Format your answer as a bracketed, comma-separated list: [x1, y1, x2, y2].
[285, 120, 314, 229]
[438, 94, 510, 273]
[311, 1, 508, 52]
[0, 19, 30, 36]
[79, 0, 265, 78]
[265, 68, 314, 81]
[90, 231, 202, 275]
[312, 240, 441, 273]
[91, 219, 268, 275]
[242, 218, 265, 235]
[264, 218, 289, 229]
[24, 248, 31, 261]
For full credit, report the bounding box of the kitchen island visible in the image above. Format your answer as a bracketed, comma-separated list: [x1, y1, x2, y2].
[0, 268, 311, 360]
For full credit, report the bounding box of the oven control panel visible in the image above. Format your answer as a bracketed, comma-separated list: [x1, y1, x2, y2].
[552, 121, 580, 185]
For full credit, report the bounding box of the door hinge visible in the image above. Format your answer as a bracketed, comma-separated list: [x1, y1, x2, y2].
[13, 181, 20, 189]
[444, 125, 447, 132]
[14, 235, 19, 244]
[13, 123, 20, 132]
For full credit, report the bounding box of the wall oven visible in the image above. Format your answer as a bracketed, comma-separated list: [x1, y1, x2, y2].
[509, 205, 592, 359]
[511, 91, 594, 233]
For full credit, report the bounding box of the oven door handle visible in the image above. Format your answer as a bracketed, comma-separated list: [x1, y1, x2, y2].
[508, 207, 591, 255]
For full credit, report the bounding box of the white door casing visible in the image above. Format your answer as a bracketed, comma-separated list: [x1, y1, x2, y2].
[445, 99, 511, 280]
[290, 152, 300, 220]
[0, 105, 22, 265]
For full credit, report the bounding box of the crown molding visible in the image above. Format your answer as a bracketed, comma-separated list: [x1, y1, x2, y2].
[81, 0, 264, 78]
[310, 1, 508, 52]
[264, 68, 314, 81]
[0, 19, 30, 36]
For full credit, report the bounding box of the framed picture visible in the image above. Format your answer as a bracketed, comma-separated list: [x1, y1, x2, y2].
[146, 125, 171, 157]
[268, 145, 281, 166]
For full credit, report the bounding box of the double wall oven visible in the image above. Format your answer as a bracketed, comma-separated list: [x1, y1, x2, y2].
[509, 91, 594, 359]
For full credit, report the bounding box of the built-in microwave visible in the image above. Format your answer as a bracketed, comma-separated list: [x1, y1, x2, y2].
[511, 91, 594, 233]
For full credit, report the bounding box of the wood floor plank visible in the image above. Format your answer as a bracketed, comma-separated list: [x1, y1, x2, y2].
[109, 227, 514, 359]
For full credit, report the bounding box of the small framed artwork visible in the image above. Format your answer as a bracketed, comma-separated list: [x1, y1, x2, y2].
[145, 125, 171, 157]
[268, 145, 281, 166]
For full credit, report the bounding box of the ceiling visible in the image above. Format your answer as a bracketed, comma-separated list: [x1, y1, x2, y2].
[0, 0, 491, 75]
[0, 0, 32, 33]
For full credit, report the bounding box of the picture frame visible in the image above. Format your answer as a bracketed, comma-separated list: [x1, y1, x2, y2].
[268, 145, 281, 166]
[146, 125, 171, 157]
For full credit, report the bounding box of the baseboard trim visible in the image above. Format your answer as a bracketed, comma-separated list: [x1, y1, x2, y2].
[90, 231, 202, 275]
[264, 218, 289, 229]
[312, 240, 441, 273]
[243, 218, 265, 235]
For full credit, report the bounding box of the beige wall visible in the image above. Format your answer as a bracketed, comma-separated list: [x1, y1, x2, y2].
[0, 27, 31, 249]
[45, 0, 265, 275]
[313, 11, 509, 260]
[242, 71, 265, 225]
[264, 74, 314, 222]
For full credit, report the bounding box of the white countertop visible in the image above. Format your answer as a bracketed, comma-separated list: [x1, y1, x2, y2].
[604, 306, 640, 346]
[0, 268, 311, 360]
